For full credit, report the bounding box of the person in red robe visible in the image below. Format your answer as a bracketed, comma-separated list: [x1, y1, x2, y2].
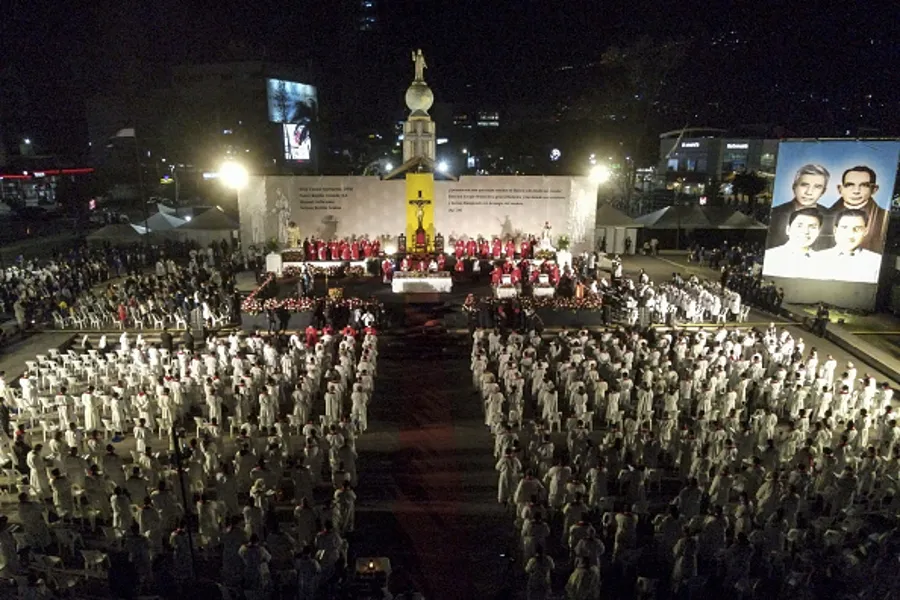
[490, 267, 502, 285]
[317, 242, 327, 261]
[491, 238, 502, 259]
[372, 239, 381, 255]
[505, 239, 515, 258]
[550, 263, 561, 285]
[437, 254, 446, 271]
[466, 239, 477, 257]
[454, 258, 465, 278]
[350, 242, 360, 261]
[400, 256, 410, 271]
[511, 267, 522, 284]
[341, 325, 357, 338]
[530, 268, 541, 283]
[417, 258, 427, 272]
[323, 324, 334, 336]
[362, 240, 372, 258]
[519, 240, 529, 259]
[331, 242, 341, 261]
[381, 258, 394, 283]
[480, 240, 490, 258]
[304, 325, 318, 347]
[455, 240, 465, 259]
[341, 244, 351, 261]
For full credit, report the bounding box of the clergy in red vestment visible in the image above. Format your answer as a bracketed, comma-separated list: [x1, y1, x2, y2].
[520, 240, 530, 259]
[491, 267, 502, 285]
[511, 267, 521, 284]
[372, 239, 380, 255]
[350, 242, 360, 261]
[381, 258, 394, 283]
[505, 239, 515, 258]
[437, 254, 446, 271]
[466, 239, 477, 257]
[491, 238, 502, 259]
[455, 240, 465, 259]
[530, 268, 540, 283]
[454, 258, 465, 277]
[305, 325, 318, 347]
[363, 240, 373, 258]
[550, 263, 561, 285]
[417, 258, 427, 272]
[341, 244, 351, 261]
[317, 242, 327, 261]
[342, 325, 357, 338]
[480, 240, 490, 258]
[400, 256, 410, 271]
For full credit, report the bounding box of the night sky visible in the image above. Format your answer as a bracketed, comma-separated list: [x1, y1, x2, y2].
[2, 0, 898, 158]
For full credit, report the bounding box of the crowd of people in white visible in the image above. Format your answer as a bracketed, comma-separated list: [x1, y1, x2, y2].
[473, 323, 899, 599]
[0, 325, 379, 598]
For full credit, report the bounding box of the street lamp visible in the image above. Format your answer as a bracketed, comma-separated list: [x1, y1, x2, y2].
[384, 162, 394, 171]
[219, 161, 249, 190]
[23, 138, 31, 145]
[437, 160, 449, 173]
[589, 165, 612, 184]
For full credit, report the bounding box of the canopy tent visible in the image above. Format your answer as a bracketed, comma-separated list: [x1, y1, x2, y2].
[86, 223, 145, 244]
[136, 211, 187, 231]
[595, 202, 642, 254]
[168, 207, 238, 246]
[178, 207, 239, 231]
[635, 205, 769, 249]
[595, 203, 642, 227]
[635, 205, 714, 229]
[635, 205, 766, 230]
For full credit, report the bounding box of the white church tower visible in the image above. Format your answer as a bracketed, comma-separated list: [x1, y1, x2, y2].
[402, 49, 436, 163]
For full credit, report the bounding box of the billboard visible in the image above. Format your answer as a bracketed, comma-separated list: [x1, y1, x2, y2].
[762, 140, 900, 283]
[282, 123, 311, 161]
[266, 78, 317, 162]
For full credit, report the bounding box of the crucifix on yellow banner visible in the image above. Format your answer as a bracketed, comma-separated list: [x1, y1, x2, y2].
[405, 173, 434, 253]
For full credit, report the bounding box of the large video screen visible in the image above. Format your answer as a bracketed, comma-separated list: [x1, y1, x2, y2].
[267, 78, 317, 162]
[762, 140, 900, 283]
[282, 123, 311, 161]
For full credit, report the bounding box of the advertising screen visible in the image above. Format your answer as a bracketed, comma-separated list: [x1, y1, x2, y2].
[267, 78, 317, 162]
[282, 123, 312, 161]
[762, 140, 900, 283]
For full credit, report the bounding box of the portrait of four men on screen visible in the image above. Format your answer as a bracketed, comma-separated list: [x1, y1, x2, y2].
[762, 141, 899, 284]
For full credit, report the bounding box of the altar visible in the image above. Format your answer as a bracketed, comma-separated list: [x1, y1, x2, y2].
[494, 286, 519, 299]
[391, 271, 453, 294]
[533, 287, 555, 298]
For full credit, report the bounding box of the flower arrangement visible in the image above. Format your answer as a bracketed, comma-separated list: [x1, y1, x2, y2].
[556, 235, 570, 251]
[393, 271, 452, 279]
[281, 250, 305, 263]
[459, 293, 603, 312]
[534, 249, 557, 261]
[241, 273, 380, 314]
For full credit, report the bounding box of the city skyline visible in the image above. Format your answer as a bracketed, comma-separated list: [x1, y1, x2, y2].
[0, 1, 897, 160]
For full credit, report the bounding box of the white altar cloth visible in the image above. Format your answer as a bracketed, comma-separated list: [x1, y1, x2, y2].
[391, 276, 453, 294]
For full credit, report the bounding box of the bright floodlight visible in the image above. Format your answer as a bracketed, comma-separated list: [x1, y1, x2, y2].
[219, 161, 249, 190]
[437, 161, 449, 173]
[589, 165, 612, 184]
[384, 162, 394, 171]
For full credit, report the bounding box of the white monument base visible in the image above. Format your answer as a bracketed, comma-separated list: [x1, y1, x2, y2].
[494, 287, 519, 299]
[533, 287, 555, 298]
[266, 252, 284, 277]
[391, 276, 453, 294]
[556, 250, 573, 270]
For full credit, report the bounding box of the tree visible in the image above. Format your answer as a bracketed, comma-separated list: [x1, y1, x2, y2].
[731, 171, 768, 205]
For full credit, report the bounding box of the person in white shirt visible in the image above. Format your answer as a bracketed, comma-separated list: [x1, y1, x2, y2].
[763, 207, 826, 279]
[819, 209, 882, 282]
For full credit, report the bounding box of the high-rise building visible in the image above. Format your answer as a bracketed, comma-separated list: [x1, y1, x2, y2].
[358, 0, 379, 31]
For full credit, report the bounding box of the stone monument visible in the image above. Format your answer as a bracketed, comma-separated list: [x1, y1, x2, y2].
[403, 49, 436, 163]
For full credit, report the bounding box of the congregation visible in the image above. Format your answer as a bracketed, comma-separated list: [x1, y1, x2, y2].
[0, 322, 381, 599]
[474, 322, 899, 599]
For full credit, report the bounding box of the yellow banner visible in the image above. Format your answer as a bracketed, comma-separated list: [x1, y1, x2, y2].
[405, 173, 435, 252]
